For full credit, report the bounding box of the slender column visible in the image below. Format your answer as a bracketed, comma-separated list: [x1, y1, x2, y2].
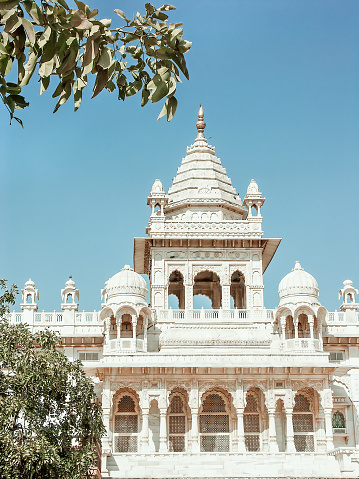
[191, 408, 200, 452]
[324, 409, 335, 450]
[185, 284, 193, 310]
[236, 407, 245, 452]
[280, 316, 286, 341]
[286, 408, 296, 452]
[308, 315, 314, 340]
[132, 315, 137, 340]
[104, 317, 110, 343]
[117, 316, 122, 339]
[294, 317, 298, 340]
[159, 408, 168, 452]
[268, 408, 279, 452]
[141, 408, 149, 452]
[222, 284, 231, 309]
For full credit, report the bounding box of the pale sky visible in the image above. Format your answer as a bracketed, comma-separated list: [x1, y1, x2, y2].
[2, 0, 358, 312]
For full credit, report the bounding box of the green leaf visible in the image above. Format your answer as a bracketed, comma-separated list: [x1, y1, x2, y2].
[114, 8, 129, 22]
[92, 68, 108, 98]
[12, 94, 29, 109]
[97, 47, 112, 69]
[150, 80, 169, 103]
[39, 58, 54, 78]
[40, 76, 50, 95]
[157, 66, 171, 82]
[157, 98, 167, 120]
[21, 18, 35, 46]
[57, 0, 69, 9]
[166, 95, 177, 121]
[141, 87, 150, 107]
[13, 116, 23, 127]
[126, 79, 142, 97]
[23, 0, 44, 25]
[145, 3, 155, 15]
[158, 4, 176, 11]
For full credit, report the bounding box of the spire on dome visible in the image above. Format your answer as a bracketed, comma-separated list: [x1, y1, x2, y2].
[196, 105, 206, 138]
[293, 260, 304, 271]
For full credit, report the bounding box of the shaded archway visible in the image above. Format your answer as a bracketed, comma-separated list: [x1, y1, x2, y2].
[168, 270, 185, 309]
[113, 389, 140, 453]
[168, 388, 189, 452]
[199, 389, 232, 452]
[193, 271, 221, 309]
[230, 271, 246, 309]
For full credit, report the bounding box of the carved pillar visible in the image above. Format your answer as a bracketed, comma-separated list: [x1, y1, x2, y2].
[191, 408, 200, 452]
[268, 408, 279, 452]
[236, 407, 245, 451]
[104, 317, 111, 343]
[280, 316, 286, 342]
[286, 408, 296, 452]
[222, 284, 231, 309]
[324, 409, 334, 450]
[185, 284, 193, 310]
[308, 314, 314, 340]
[316, 411, 327, 452]
[132, 314, 137, 340]
[294, 316, 298, 340]
[141, 408, 149, 452]
[159, 408, 168, 452]
[117, 315, 122, 339]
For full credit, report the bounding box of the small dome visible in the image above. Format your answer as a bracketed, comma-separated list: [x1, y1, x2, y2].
[65, 276, 76, 287]
[105, 265, 147, 302]
[278, 261, 319, 306]
[343, 279, 353, 287]
[150, 179, 165, 196]
[25, 278, 35, 287]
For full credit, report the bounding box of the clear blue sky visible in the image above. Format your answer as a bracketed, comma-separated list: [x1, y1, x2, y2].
[2, 0, 358, 312]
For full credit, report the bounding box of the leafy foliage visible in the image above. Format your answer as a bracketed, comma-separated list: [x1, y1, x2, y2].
[0, 0, 191, 125]
[0, 318, 105, 478]
[0, 279, 18, 317]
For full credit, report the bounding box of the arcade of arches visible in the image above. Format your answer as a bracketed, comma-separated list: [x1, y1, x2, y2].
[168, 269, 246, 309]
[110, 386, 335, 454]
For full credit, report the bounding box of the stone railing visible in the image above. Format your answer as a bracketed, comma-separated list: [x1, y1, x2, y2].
[148, 218, 263, 239]
[103, 338, 146, 354]
[157, 308, 273, 323]
[285, 338, 322, 352]
[6, 310, 101, 325]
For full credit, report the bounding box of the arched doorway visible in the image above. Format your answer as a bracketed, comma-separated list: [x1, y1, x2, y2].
[193, 271, 221, 309]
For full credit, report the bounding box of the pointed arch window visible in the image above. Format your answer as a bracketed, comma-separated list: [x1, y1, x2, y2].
[114, 395, 138, 453]
[168, 395, 186, 452]
[244, 392, 260, 451]
[199, 393, 230, 452]
[293, 393, 314, 452]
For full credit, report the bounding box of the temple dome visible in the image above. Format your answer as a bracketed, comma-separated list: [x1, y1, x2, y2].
[104, 265, 148, 303]
[278, 261, 319, 306]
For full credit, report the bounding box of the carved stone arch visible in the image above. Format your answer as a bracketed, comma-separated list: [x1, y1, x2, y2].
[243, 381, 267, 397]
[114, 305, 138, 319]
[192, 265, 223, 284]
[229, 264, 247, 278]
[100, 306, 114, 321]
[168, 387, 190, 414]
[293, 305, 316, 320]
[331, 377, 352, 398]
[199, 387, 233, 414]
[275, 306, 293, 321]
[167, 265, 186, 284]
[112, 387, 141, 416]
[293, 387, 317, 414]
[139, 306, 153, 326]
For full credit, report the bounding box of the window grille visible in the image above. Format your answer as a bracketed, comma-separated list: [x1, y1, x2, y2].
[294, 435, 314, 452]
[332, 411, 345, 428]
[78, 352, 99, 361]
[244, 393, 260, 451]
[114, 395, 138, 453]
[329, 352, 344, 362]
[293, 393, 315, 452]
[168, 395, 186, 452]
[199, 393, 230, 452]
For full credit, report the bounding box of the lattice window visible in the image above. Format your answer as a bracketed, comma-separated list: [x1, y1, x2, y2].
[114, 395, 138, 453]
[200, 393, 230, 452]
[332, 411, 345, 428]
[168, 394, 186, 452]
[202, 394, 226, 412]
[244, 393, 260, 451]
[293, 393, 315, 452]
[294, 435, 314, 452]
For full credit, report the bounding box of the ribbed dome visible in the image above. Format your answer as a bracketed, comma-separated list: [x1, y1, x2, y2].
[278, 261, 319, 305]
[105, 265, 147, 302]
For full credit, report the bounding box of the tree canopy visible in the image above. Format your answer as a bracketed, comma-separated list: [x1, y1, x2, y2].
[0, 1, 192, 125]
[0, 283, 104, 479]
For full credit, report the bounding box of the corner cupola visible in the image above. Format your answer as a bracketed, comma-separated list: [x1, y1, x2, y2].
[278, 261, 319, 306]
[102, 265, 148, 307]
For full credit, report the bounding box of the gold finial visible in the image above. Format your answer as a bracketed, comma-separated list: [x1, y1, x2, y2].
[196, 104, 206, 137]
